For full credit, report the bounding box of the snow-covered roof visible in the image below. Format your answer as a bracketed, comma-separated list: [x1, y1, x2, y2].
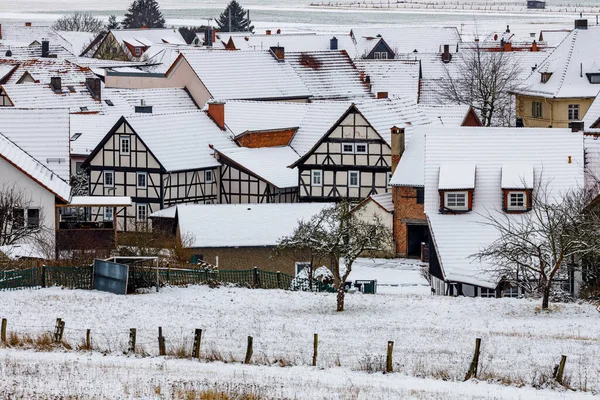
[389, 128, 425, 187]
[104, 87, 198, 115]
[111, 28, 186, 47]
[55, 31, 96, 56]
[1, 82, 103, 113]
[583, 94, 600, 129]
[176, 202, 332, 248]
[0, 24, 72, 49]
[122, 111, 234, 172]
[501, 164, 534, 189]
[178, 50, 311, 101]
[419, 104, 474, 126]
[516, 27, 600, 98]
[0, 58, 96, 85]
[0, 42, 73, 60]
[0, 108, 70, 181]
[215, 146, 299, 189]
[424, 127, 584, 288]
[150, 206, 176, 219]
[0, 243, 46, 260]
[0, 132, 70, 202]
[69, 196, 132, 207]
[286, 51, 371, 100]
[355, 60, 420, 103]
[367, 192, 394, 213]
[438, 164, 476, 190]
[351, 27, 461, 55]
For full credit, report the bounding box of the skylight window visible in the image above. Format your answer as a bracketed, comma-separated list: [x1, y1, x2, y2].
[80, 106, 88, 112]
[105, 99, 114, 106]
[71, 133, 82, 141]
[67, 85, 76, 93]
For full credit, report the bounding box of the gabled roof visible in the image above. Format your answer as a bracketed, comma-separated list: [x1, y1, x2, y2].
[0, 108, 70, 181]
[583, 94, 600, 129]
[516, 27, 600, 98]
[424, 127, 584, 288]
[351, 27, 461, 55]
[1, 82, 103, 113]
[88, 111, 234, 172]
[0, 58, 96, 85]
[355, 60, 420, 103]
[175, 202, 333, 248]
[111, 28, 186, 47]
[0, 132, 71, 202]
[0, 42, 74, 60]
[177, 50, 311, 101]
[214, 146, 299, 189]
[418, 104, 478, 126]
[286, 51, 371, 100]
[0, 24, 72, 49]
[389, 129, 425, 187]
[354, 192, 394, 214]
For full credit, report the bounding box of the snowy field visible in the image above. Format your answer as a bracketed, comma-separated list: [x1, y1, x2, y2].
[0, 284, 599, 398]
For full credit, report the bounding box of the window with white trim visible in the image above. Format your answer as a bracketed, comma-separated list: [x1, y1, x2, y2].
[120, 135, 130, 155]
[311, 170, 322, 186]
[444, 191, 468, 211]
[104, 171, 114, 187]
[355, 143, 367, 154]
[136, 172, 147, 189]
[205, 170, 214, 183]
[342, 143, 354, 153]
[507, 191, 527, 211]
[348, 171, 360, 187]
[568, 104, 580, 120]
[137, 203, 147, 222]
[104, 207, 114, 221]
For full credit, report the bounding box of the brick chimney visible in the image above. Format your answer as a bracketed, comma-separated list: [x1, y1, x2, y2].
[531, 40, 538, 52]
[25, 22, 32, 27]
[208, 101, 225, 130]
[212, 29, 218, 45]
[50, 77, 62, 92]
[441, 44, 452, 63]
[266, 30, 272, 35]
[276, 28, 281, 34]
[377, 92, 388, 99]
[503, 41, 512, 52]
[85, 77, 102, 101]
[270, 46, 285, 61]
[390, 126, 405, 173]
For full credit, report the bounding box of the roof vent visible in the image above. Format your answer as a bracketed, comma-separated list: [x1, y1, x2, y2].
[50, 76, 61, 93]
[5, 50, 11, 57]
[575, 19, 588, 30]
[135, 100, 153, 113]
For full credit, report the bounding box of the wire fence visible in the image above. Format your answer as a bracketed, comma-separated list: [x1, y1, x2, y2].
[0, 265, 335, 294]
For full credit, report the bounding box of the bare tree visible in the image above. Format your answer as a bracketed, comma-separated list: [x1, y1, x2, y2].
[0, 185, 47, 247]
[437, 47, 523, 127]
[278, 202, 392, 312]
[52, 12, 105, 33]
[473, 183, 600, 310]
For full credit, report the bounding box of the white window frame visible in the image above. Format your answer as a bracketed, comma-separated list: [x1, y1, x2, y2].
[379, 52, 388, 60]
[444, 191, 468, 211]
[104, 170, 114, 188]
[373, 52, 381, 59]
[134, 47, 141, 56]
[205, 170, 214, 183]
[348, 171, 360, 188]
[104, 207, 114, 221]
[311, 170, 322, 186]
[136, 172, 147, 189]
[507, 191, 527, 211]
[355, 143, 368, 154]
[137, 203, 148, 222]
[295, 262, 311, 276]
[342, 143, 354, 154]
[120, 135, 130, 155]
[568, 104, 580, 120]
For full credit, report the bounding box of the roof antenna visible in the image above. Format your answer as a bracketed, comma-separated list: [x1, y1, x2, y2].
[581, 63, 583, 78]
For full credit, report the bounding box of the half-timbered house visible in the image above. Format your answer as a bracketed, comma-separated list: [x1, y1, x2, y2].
[83, 111, 234, 231]
[290, 98, 430, 203]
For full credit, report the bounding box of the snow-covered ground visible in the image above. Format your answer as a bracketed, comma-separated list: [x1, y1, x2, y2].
[348, 257, 430, 294]
[0, 284, 599, 398]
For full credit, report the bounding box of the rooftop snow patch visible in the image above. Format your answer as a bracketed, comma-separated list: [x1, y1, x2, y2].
[438, 164, 476, 190]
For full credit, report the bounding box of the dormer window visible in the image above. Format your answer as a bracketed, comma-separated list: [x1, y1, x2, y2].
[438, 164, 475, 213]
[586, 73, 600, 84]
[501, 164, 533, 213]
[540, 72, 552, 83]
[134, 47, 142, 56]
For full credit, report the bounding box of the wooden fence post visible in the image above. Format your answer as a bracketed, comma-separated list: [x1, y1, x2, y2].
[86, 329, 91, 350]
[128, 328, 136, 354]
[158, 327, 166, 356]
[312, 333, 318, 367]
[1, 318, 6, 343]
[244, 336, 253, 364]
[253, 267, 259, 288]
[277, 271, 281, 289]
[53, 318, 62, 343]
[464, 338, 481, 381]
[386, 341, 394, 373]
[192, 328, 202, 360]
[555, 355, 567, 384]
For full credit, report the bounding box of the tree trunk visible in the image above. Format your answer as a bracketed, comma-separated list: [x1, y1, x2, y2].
[336, 286, 345, 312]
[541, 285, 551, 310]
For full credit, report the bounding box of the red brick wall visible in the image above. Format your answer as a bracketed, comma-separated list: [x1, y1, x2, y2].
[236, 129, 296, 148]
[393, 186, 426, 256]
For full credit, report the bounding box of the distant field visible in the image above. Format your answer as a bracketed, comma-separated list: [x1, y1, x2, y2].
[0, 285, 598, 398]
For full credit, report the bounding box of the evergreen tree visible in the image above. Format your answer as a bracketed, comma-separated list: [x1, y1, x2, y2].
[121, 0, 166, 29]
[106, 15, 120, 30]
[216, 0, 253, 33]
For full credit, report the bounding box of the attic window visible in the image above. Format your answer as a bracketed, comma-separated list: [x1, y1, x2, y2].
[105, 99, 114, 106]
[134, 48, 141, 56]
[540, 72, 552, 83]
[71, 133, 82, 141]
[506, 191, 528, 211]
[67, 85, 76, 93]
[80, 106, 88, 112]
[586, 73, 600, 84]
[444, 192, 469, 211]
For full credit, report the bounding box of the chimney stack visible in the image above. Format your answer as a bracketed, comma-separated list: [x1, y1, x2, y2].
[212, 29, 217, 45]
[205, 28, 213, 46]
[531, 40, 538, 52]
[503, 41, 512, 52]
[0, 24, 2, 40]
[441, 44, 452, 63]
[390, 126, 405, 173]
[377, 92, 388, 99]
[50, 77, 62, 92]
[575, 19, 588, 30]
[25, 22, 32, 27]
[270, 46, 285, 61]
[85, 77, 102, 101]
[330, 36, 338, 50]
[266, 29, 271, 35]
[569, 121, 584, 132]
[207, 101, 225, 130]
[42, 40, 49, 57]
[276, 28, 281, 34]
[135, 99, 153, 113]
